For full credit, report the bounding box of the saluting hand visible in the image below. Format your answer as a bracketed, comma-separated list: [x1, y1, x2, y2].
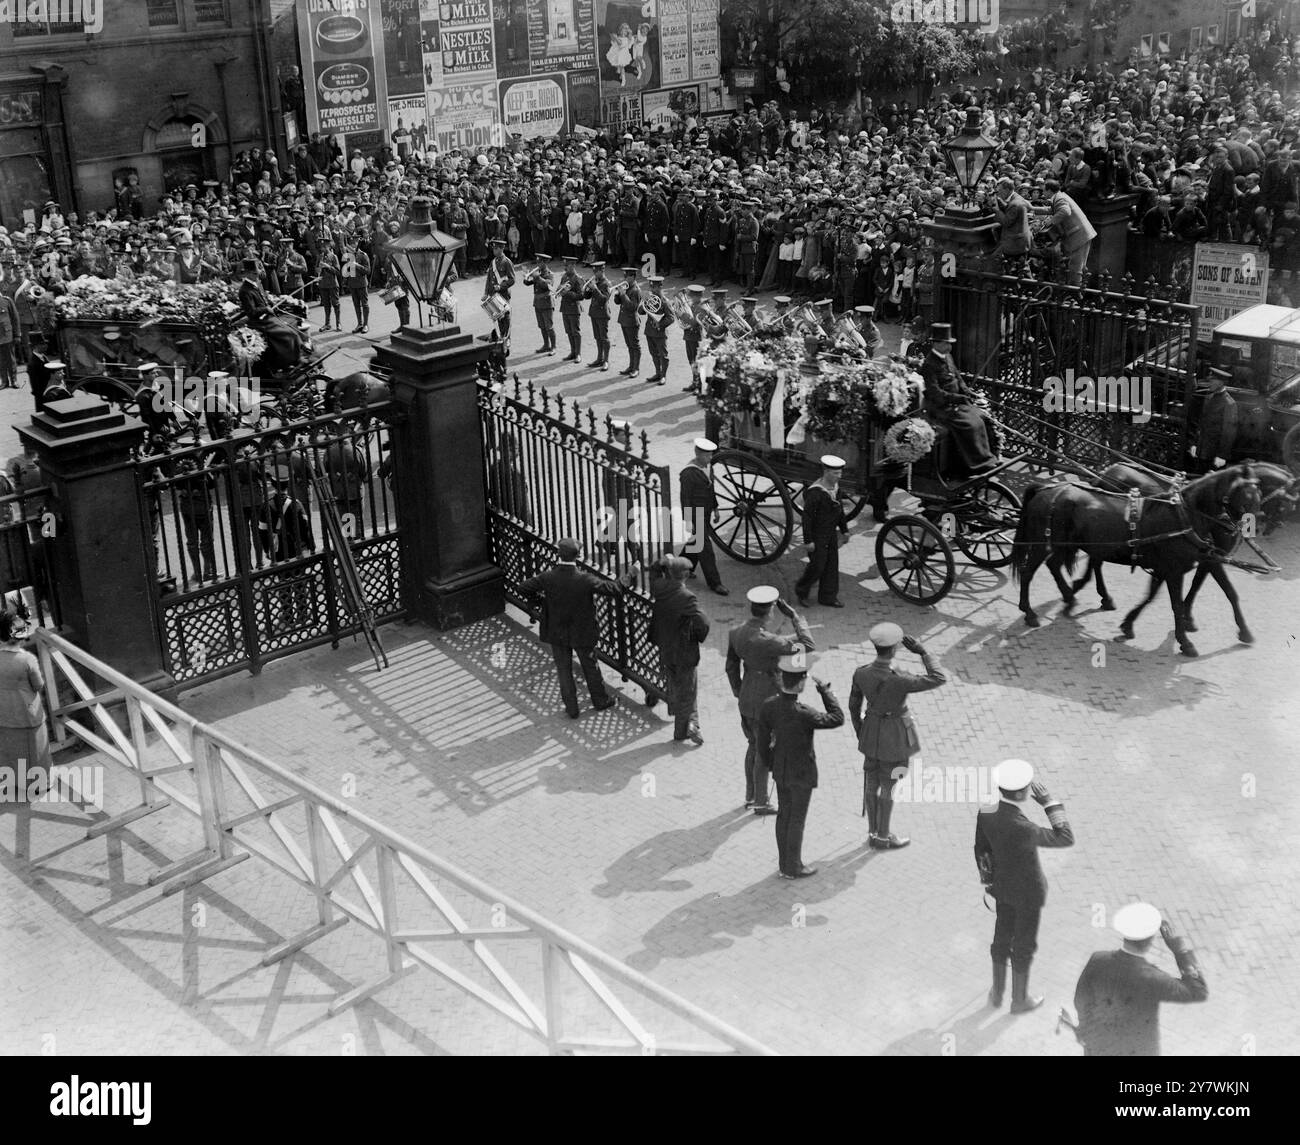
[901, 634, 923, 654]
[775, 597, 795, 618]
[1030, 780, 1053, 806]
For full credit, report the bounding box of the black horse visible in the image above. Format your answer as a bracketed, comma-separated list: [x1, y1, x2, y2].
[1011, 464, 1262, 657]
[1064, 461, 1299, 645]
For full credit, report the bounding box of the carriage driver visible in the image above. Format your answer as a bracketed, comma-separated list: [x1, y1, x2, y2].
[920, 322, 997, 473]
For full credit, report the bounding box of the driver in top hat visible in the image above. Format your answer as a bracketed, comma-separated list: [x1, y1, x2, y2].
[919, 322, 997, 473]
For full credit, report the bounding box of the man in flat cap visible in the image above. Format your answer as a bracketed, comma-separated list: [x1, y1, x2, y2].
[519, 537, 638, 719]
[974, 759, 1075, 1014]
[679, 437, 728, 595]
[755, 647, 844, 878]
[1071, 903, 1207, 1056]
[646, 554, 710, 744]
[726, 585, 814, 815]
[849, 622, 947, 849]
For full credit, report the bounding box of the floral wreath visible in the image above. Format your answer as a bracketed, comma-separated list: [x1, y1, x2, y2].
[228, 326, 267, 366]
[882, 417, 936, 464]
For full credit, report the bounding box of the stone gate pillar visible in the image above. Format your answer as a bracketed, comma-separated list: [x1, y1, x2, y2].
[924, 209, 1002, 384]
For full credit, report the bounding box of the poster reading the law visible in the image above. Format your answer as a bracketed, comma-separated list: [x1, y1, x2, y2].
[297, 0, 386, 143]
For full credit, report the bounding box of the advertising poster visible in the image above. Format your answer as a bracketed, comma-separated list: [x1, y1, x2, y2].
[388, 94, 432, 157]
[527, 0, 597, 73]
[381, 0, 425, 97]
[566, 68, 601, 128]
[688, 0, 718, 81]
[599, 88, 642, 132]
[492, 0, 532, 79]
[428, 80, 500, 150]
[499, 72, 569, 140]
[597, 0, 660, 99]
[298, 0, 386, 142]
[657, 0, 690, 87]
[1191, 243, 1270, 328]
[420, 0, 443, 97]
[438, 0, 497, 81]
[641, 83, 699, 129]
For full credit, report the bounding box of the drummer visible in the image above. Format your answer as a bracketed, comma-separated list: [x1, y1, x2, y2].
[795, 455, 849, 609]
[484, 237, 515, 347]
[919, 322, 996, 473]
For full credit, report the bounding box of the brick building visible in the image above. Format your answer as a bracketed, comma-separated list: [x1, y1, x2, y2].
[0, 0, 285, 226]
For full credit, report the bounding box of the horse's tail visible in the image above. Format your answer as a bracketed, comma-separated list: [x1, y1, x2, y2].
[1011, 483, 1044, 584]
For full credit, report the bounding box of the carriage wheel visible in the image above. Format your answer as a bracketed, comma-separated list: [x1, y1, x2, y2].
[1282, 423, 1300, 477]
[709, 449, 795, 564]
[954, 479, 1022, 569]
[875, 514, 956, 605]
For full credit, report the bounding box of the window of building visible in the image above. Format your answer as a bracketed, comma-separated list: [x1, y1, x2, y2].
[147, 0, 181, 27]
[194, 0, 229, 22]
[1227, 9, 1242, 42]
[1190, 27, 1203, 50]
[1157, 32, 1171, 56]
[1140, 33, 1154, 58]
[13, 9, 87, 36]
[1207, 24, 1220, 45]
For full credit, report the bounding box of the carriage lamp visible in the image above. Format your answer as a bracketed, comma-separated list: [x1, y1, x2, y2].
[942, 107, 1001, 211]
[386, 196, 463, 326]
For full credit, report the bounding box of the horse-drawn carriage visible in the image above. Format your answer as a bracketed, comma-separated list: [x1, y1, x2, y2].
[696, 327, 1024, 604]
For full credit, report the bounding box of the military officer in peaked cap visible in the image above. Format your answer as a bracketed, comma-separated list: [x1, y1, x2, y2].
[616, 265, 642, 377]
[849, 622, 947, 850]
[1072, 903, 1208, 1056]
[755, 647, 844, 878]
[725, 585, 815, 815]
[974, 759, 1075, 1013]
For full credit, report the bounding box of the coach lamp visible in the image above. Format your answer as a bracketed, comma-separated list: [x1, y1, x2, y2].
[385, 195, 462, 326]
[942, 106, 1001, 213]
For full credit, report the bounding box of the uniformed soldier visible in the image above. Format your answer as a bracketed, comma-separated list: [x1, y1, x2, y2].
[1189, 366, 1238, 472]
[755, 647, 844, 878]
[524, 253, 556, 356]
[557, 254, 584, 361]
[726, 586, 815, 814]
[700, 189, 728, 287]
[974, 759, 1075, 1013]
[795, 455, 848, 608]
[642, 274, 672, 385]
[773, 294, 796, 334]
[1072, 902, 1208, 1056]
[679, 437, 728, 595]
[484, 237, 516, 345]
[834, 217, 860, 313]
[854, 304, 884, 357]
[616, 266, 642, 377]
[734, 200, 760, 292]
[644, 182, 671, 277]
[849, 623, 947, 850]
[646, 554, 710, 745]
[585, 262, 612, 371]
[680, 283, 707, 392]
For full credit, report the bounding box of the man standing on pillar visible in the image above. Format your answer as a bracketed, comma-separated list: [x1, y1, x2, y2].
[642, 275, 671, 385]
[849, 623, 947, 850]
[525, 253, 556, 356]
[679, 437, 729, 595]
[585, 262, 612, 371]
[1043, 179, 1097, 287]
[616, 266, 642, 378]
[992, 176, 1032, 275]
[726, 587, 815, 816]
[755, 648, 844, 879]
[974, 759, 1075, 1014]
[795, 455, 848, 608]
[557, 255, 584, 362]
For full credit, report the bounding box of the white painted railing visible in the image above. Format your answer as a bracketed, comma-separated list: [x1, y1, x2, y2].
[34, 629, 774, 1056]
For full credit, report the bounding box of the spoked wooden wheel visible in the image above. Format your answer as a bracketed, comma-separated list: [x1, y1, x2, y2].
[954, 479, 1022, 569]
[709, 449, 795, 564]
[875, 513, 956, 604]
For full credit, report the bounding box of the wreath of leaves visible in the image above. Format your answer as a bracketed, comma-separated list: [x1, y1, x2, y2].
[882, 417, 936, 464]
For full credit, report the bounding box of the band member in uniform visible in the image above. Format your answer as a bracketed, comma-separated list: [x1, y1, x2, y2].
[585, 262, 612, 371]
[646, 554, 710, 745]
[773, 294, 796, 333]
[755, 647, 844, 878]
[616, 266, 642, 378]
[1189, 367, 1238, 472]
[854, 304, 884, 357]
[849, 623, 947, 850]
[974, 759, 1075, 1013]
[524, 253, 556, 356]
[726, 586, 815, 814]
[921, 322, 996, 472]
[795, 455, 848, 608]
[519, 537, 638, 719]
[681, 283, 706, 389]
[641, 274, 671, 385]
[734, 199, 760, 292]
[484, 237, 515, 346]
[557, 254, 583, 362]
[679, 437, 729, 595]
[1072, 903, 1208, 1056]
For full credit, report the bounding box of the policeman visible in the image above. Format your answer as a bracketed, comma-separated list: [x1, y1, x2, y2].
[974, 759, 1075, 1013]
[585, 262, 612, 371]
[849, 622, 947, 850]
[1072, 903, 1208, 1056]
[642, 274, 671, 385]
[680, 284, 707, 392]
[755, 647, 844, 879]
[795, 455, 848, 608]
[1189, 366, 1238, 472]
[679, 437, 728, 595]
[672, 186, 700, 277]
[526, 253, 556, 356]
[725, 586, 814, 814]
[616, 266, 642, 377]
[557, 254, 584, 361]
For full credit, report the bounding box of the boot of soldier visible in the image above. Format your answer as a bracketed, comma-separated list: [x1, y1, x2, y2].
[988, 959, 1009, 1008]
[863, 775, 879, 841]
[1009, 966, 1044, 1014]
[871, 796, 909, 849]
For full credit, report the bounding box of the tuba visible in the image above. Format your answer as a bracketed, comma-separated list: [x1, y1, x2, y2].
[723, 301, 754, 339]
[792, 302, 828, 339]
[751, 303, 780, 333]
[832, 315, 868, 353]
[695, 300, 727, 339]
[667, 289, 696, 326]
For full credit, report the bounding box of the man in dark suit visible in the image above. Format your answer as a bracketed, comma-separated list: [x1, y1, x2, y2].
[992, 177, 1032, 272]
[1190, 367, 1238, 472]
[755, 648, 844, 879]
[519, 537, 637, 718]
[849, 622, 947, 850]
[974, 759, 1075, 1013]
[679, 438, 729, 595]
[646, 555, 710, 744]
[726, 585, 814, 815]
[1072, 902, 1208, 1056]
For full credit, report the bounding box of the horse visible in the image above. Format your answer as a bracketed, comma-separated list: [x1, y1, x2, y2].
[1011, 464, 1262, 657]
[1064, 461, 1300, 645]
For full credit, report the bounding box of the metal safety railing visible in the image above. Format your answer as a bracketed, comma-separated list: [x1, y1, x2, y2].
[33, 629, 774, 1056]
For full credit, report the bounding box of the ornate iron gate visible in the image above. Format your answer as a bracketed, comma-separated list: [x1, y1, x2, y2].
[137, 406, 404, 690]
[477, 376, 674, 697]
[1, 481, 59, 629]
[938, 270, 1199, 469]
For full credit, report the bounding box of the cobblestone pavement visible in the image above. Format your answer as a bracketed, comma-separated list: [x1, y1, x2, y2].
[3, 274, 1298, 1056]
